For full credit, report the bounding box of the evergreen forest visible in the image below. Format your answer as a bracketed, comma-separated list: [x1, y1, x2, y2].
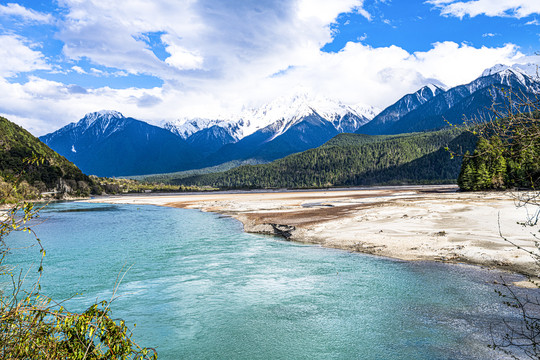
[174, 128, 477, 189]
[458, 111, 540, 191]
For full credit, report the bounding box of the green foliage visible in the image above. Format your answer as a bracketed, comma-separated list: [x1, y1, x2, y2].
[0, 180, 156, 358]
[174, 128, 474, 189]
[0, 116, 94, 201]
[0, 116, 205, 199]
[128, 159, 265, 183]
[0, 297, 156, 359]
[458, 111, 540, 191]
[91, 176, 216, 194]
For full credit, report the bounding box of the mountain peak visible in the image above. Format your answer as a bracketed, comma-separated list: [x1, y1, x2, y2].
[78, 110, 125, 128]
[481, 63, 539, 78]
[72, 110, 127, 135]
[82, 110, 124, 120]
[163, 117, 238, 140]
[421, 83, 446, 93]
[417, 84, 445, 100]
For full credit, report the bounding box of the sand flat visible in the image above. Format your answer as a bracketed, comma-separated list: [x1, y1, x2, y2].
[84, 185, 540, 276]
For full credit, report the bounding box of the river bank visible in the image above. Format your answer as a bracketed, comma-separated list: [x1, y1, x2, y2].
[84, 185, 540, 277]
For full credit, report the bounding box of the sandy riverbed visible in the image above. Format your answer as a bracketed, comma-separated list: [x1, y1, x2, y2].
[84, 185, 540, 277]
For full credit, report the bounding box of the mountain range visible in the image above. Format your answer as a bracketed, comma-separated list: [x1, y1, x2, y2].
[39, 63, 540, 177]
[40, 111, 199, 177]
[40, 93, 378, 176]
[357, 64, 540, 135]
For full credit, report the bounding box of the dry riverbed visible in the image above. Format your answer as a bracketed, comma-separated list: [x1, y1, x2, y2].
[84, 185, 540, 277]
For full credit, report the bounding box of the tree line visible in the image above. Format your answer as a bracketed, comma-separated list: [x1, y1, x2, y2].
[174, 128, 476, 189]
[458, 111, 540, 191]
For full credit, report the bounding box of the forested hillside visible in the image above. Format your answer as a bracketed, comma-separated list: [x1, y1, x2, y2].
[458, 111, 540, 191]
[174, 128, 476, 189]
[0, 116, 95, 201]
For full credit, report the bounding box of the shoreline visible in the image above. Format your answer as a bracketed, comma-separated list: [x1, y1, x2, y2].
[82, 185, 540, 278]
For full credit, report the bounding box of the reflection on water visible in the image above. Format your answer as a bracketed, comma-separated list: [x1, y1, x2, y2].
[4, 202, 537, 360]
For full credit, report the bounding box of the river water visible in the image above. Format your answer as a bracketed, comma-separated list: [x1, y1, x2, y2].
[3, 202, 532, 359]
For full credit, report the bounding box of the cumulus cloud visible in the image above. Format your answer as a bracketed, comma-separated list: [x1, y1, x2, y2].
[0, 0, 535, 136]
[297, 0, 370, 22]
[131, 93, 163, 108]
[0, 3, 52, 23]
[0, 35, 50, 77]
[427, 0, 540, 19]
[257, 41, 524, 109]
[162, 34, 204, 71]
[56, 0, 366, 82]
[1, 39, 526, 136]
[67, 84, 87, 94]
[0, 76, 171, 135]
[71, 65, 86, 74]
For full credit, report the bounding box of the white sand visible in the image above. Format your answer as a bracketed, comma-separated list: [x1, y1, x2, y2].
[83, 185, 540, 276]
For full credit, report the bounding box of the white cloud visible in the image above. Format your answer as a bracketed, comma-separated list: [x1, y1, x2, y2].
[256, 41, 524, 109]
[71, 65, 86, 74]
[427, 0, 540, 19]
[0, 76, 170, 135]
[0, 3, 53, 23]
[0, 35, 50, 77]
[482, 32, 497, 37]
[56, 0, 366, 82]
[0, 39, 527, 136]
[0, 0, 533, 136]
[162, 34, 204, 70]
[298, 0, 370, 23]
[526, 19, 540, 25]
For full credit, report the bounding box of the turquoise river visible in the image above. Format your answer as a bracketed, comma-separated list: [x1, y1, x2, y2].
[3, 201, 534, 359]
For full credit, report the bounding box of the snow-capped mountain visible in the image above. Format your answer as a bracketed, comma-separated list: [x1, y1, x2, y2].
[163, 117, 239, 140]
[75, 110, 125, 133]
[358, 63, 540, 135]
[481, 63, 539, 79]
[163, 117, 241, 155]
[164, 91, 379, 142]
[358, 84, 446, 135]
[160, 91, 379, 165]
[40, 63, 540, 177]
[40, 111, 198, 177]
[198, 92, 379, 166]
[236, 91, 377, 139]
[44, 110, 128, 143]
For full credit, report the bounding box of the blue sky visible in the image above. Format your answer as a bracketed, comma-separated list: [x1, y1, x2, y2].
[0, 0, 538, 135]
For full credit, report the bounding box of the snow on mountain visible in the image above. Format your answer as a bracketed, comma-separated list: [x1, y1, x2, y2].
[237, 91, 378, 139]
[164, 91, 379, 145]
[77, 110, 125, 133]
[352, 103, 381, 120]
[481, 63, 539, 78]
[42, 110, 127, 144]
[40, 110, 198, 177]
[359, 64, 540, 136]
[358, 83, 445, 135]
[476, 63, 540, 94]
[445, 63, 540, 107]
[163, 118, 237, 139]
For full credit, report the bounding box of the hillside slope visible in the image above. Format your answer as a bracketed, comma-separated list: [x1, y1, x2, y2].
[174, 128, 476, 189]
[0, 116, 94, 200]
